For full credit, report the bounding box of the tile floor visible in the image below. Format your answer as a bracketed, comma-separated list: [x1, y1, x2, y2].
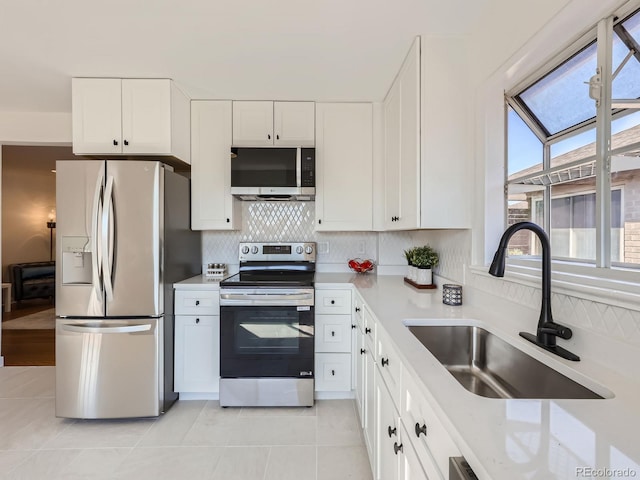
[0, 367, 373, 480]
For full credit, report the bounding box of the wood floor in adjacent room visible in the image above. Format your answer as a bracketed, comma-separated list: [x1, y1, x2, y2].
[1, 299, 55, 366]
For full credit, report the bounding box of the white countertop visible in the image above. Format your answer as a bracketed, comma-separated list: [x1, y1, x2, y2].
[173, 274, 226, 290]
[315, 272, 640, 480]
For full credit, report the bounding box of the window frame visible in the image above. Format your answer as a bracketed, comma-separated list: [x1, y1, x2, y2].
[504, 10, 640, 272]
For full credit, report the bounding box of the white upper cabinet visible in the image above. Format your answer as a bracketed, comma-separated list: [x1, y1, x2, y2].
[232, 101, 315, 146]
[72, 78, 190, 163]
[315, 103, 373, 231]
[381, 37, 421, 230]
[190, 100, 241, 230]
[420, 36, 471, 228]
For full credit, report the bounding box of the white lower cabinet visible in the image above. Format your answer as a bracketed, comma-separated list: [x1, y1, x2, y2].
[351, 291, 461, 480]
[174, 315, 220, 393]
[314, 287, 353, 395]
[174, 287, 220, 395]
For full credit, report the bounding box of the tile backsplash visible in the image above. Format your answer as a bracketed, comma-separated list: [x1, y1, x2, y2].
[201, 201, 470, 275]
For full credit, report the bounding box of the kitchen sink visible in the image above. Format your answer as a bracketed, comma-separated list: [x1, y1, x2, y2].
[405, 324, 607, 399]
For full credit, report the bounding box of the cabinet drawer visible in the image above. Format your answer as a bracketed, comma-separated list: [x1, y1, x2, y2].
[362, 304, 376, 352]
[315, 289, 352, 315]
[174, 289, 219, 315]
[376, 327, 402, 410]
[402, 372, 460, 476]
[315, 353, 352, 392]
[315, 314, 352, 353]
[353, 293, 364, 330]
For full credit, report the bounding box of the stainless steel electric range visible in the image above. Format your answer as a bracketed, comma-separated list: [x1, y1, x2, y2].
[219, 242, 316, 407]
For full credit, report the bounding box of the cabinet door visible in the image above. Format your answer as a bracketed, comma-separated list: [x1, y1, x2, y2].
[376, 368, 400, 480]
[72, 78, 123, 154]
[232, 101, 274, 146]
[174, 315, 220, 392]
[273, 101, 315, 146]
[399, 424, 432, 480]
[383, 38, 420, 230]
[364, 345, 376, 463]
[355, 326, 366, 428]
[121, 79, 172, 154]
[191, 101, 240, 230]
[315, 103, 373, 231]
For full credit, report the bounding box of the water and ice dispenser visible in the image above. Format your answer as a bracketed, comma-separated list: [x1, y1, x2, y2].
[61, 236, 93, 284]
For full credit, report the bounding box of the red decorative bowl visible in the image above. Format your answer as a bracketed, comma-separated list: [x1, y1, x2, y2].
[348, 258, 375, 273]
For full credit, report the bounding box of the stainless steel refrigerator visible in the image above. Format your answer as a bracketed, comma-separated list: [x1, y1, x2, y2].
[55, 160, 201, 419]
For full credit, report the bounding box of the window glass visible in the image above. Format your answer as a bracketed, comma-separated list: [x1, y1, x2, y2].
[508, 108, 543, 177]
[550, 128, 596, 167]
[517, 43, 597, 136]
[621, 11, 640, 52]
[507, 184, 544, 256]
[612, 31, 640, 100]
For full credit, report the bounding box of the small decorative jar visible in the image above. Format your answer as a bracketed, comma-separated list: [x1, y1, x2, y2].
[442, 284, 463, 306]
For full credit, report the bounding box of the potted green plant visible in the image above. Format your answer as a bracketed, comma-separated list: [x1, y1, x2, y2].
[404, 247, 417, 281]
[412, 245, 439, 285]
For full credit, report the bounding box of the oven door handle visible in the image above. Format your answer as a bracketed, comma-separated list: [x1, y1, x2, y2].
[220, 293, 314, 302]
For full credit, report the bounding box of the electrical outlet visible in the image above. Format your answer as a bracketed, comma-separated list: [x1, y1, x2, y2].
[318, 242, 329, 254]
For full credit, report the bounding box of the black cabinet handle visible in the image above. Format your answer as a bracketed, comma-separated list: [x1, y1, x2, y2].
[195, 300, 200, 306]
[394, 442, 403, 455]
[318, 219, 322, 225]
[360, 348, 366, 355]
[355, 307, 361, 312]
[195, 318, 200, 324]
[276, 134, 280, 140]
[351, 324, 356, 329]
[387, 426, 397, 438]
[381, 357, 389, 367]
[268, 134, 271, 140]
[365, 327, 371, 334]
[331, 331, 335, 337]
[330, 300, 335, 305]
[113, 139, 118, 146]
[415, 423, 427, 437]
[226, 218, 230, 223]
[331, 370, 335, 376]
[124, 140, 129, 146]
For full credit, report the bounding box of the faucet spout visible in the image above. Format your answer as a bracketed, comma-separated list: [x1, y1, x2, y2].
[489, 222, 580, 361]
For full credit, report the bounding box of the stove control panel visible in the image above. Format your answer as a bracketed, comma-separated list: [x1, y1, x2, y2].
[238, 242, 316, 263]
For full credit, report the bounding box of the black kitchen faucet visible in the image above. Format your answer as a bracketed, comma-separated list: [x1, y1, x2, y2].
[489, 221, 580, 361]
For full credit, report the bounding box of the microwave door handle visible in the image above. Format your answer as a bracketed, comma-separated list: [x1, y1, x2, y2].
[296, 147, 301, 188]
[102, 175, 115, 302]
[90, 172, 104, 299]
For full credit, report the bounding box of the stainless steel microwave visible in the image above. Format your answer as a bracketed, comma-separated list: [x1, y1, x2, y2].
[230, 147, 315, 200]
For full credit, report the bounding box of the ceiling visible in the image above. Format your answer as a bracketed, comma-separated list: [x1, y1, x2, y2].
[0, 0, 491, 113]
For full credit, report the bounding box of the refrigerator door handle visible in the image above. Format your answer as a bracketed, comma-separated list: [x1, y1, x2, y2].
[61, 323, 152, 334]
[102, 175, 115, 302]
[90, 172, 104, 299]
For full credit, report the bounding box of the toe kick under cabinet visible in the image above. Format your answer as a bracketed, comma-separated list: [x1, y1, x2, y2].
[314, 286, 353, 395]
[174, 288, 220, 396]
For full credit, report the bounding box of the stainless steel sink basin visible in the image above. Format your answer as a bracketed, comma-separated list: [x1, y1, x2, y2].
[407, 325, 605, 399]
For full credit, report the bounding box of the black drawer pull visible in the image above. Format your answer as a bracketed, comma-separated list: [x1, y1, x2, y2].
[381, 357, 389, 367]
[330, 300, 335, 305]
[365, 327, 371, 334]
[360, 348, 366, 355]
[113, 139, 118, 146]
[394, 442, 403, 455]
[195, 318, 200, 324]
[331, 331, 335, 337]
[331, 370, 335, 376]
[415, 423, 427, 437]
[195, 300, 200, 306]
[387, 426, 397, 438]
[355, 307, 360, 312]
[124, 139, 129, 146]
[351, 324, 356, 329]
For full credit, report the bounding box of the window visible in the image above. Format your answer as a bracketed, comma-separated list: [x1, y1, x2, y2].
[506, 8, 640, 269]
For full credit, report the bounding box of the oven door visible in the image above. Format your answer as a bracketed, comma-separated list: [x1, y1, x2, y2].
[220, 305, 314, 378]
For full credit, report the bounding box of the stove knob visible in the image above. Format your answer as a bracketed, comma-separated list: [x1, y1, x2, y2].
[296, 246, 304, 254]
[241, 246, 250, 254]
[251, 246, 259, 254]
[305, 245, 314, 254]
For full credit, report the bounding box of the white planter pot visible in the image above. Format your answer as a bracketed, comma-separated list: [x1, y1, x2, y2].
[408, 265, 418, 281]
[416, 267, 432, 285]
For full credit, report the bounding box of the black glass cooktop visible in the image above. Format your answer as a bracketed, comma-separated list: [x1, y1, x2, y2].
[220, 262, 315, 288]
